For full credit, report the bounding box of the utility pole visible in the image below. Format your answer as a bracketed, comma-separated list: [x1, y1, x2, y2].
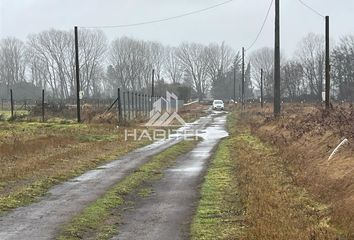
[74, 26, 81, 123]
[274, 0, 281, 117]
[261, 69, 264, 108]
[233, 59, 236, 101]
[241, 47, 245, 109]
[151, 69, 155, 98]
[117, 88, 122, 123]
[42, 89, 45, 122]
[10, 89, 13, 119]
[151, 69, 155, 110]
[325, 16, 330, 109]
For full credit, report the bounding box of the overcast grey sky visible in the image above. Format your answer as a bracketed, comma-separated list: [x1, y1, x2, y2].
[1, 0, 353, 55]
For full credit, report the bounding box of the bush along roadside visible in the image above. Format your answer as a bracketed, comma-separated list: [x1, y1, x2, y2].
[191, 112, 340, 240]
[58, 140, 198, 240]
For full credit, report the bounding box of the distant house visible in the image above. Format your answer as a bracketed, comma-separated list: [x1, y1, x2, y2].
[0, 82, 42, 100]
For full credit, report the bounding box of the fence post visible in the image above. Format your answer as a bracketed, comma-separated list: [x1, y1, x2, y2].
[123, 91, 126, 123]
[131, 91, 135, 119]
[42, 89, 45, 122]
[135, 93, 138, 118]
[127, 91, 130, 121]
[10, 89, 14, 119]
[138, 93, 141, 117]
[117, 88, 122, 124]
[74, 26, 81, 123]
[145, 94, 149, 117]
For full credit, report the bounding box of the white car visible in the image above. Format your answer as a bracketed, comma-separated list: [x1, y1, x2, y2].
[212, 100, 224, 111]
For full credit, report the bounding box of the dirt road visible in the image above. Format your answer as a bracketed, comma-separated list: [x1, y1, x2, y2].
[113, 115, 228, 240]
[0, 112, 225, 240]
[0, 140, 181, 240]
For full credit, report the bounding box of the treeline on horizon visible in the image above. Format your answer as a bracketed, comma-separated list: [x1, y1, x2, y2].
[0, 29, 353, 102]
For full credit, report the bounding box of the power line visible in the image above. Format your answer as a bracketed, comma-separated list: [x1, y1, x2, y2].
[79, 0, 235, 29]
[297, 0, 324, 18]
[245, 0, 274, 51]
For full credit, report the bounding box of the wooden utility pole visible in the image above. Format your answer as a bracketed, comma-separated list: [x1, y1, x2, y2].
[127, 91, 130, 120]
[132, 91, 135, 119]
[151, 69, 155, 110]
[10, 89, 14, 119]
[274, 0, 281, 117]
[325, 16, 330, 109]
[151, 69, 155, 98]
[261, 69, 264, 108]
[117, 88, 122, 123]
[233, 59, 236, 101]
[42, 89, 45, 122]
[241, 47, 245, 109]
[123, 91, 126, 122]
[74, 26, 81, 123]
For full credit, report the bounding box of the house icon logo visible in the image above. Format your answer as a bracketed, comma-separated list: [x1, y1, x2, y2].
[145, 91, 186, 127]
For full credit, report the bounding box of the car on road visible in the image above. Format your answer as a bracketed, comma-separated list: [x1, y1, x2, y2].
[212, 100, 224, 111]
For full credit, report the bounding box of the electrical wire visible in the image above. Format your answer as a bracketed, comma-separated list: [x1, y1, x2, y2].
[297, 0, 325, 18]
[245, 0, 274, 51]
[79, 0, 235, 29]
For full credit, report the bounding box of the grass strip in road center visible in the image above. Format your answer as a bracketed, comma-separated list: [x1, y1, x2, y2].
[190, 131, 244, 239]
[58, 139, 199, 240]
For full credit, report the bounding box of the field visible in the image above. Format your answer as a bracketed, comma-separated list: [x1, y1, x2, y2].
[0, 120, 152, 214]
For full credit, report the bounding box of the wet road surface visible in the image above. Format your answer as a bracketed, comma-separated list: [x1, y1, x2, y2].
[113, 114, 228, 240]
[0, 113, 217, 240]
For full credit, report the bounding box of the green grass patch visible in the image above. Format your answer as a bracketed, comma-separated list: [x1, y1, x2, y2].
[0, 110, 29, 120]
[58, 140, 198, 240]
[137, 187, 153, 197]
[191, 115, 244, 239]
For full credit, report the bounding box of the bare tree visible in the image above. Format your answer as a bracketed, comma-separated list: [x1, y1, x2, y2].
[296, 33, 325, 100]
[176, 43, 209, 100]
[281, 60, 303, 101]
[206, 41, 236, 83]
[249, 47, 274, 97]
[109, 37, 154, 93]
[27, 30, 74, 98]
[332, 35, 354, 101]
[164, 46, 183, 84]
[26, 29, 107, 99]
[0, 37, 27, 94]
[78, 29, 107, 97]
[149, 41, 164, 82]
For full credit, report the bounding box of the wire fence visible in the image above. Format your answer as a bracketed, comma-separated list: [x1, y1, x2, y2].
[0, 88, 169, 125]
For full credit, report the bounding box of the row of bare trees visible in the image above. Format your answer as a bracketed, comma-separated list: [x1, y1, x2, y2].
[0, 30, 241, 100]
[1, 29, 353, 101]
[0, 29, 107, 99]
[249, 33, 354, 101]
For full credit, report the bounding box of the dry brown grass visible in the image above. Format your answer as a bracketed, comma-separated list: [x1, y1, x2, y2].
[240, 103, 354, 238]
[179, 102, 210, 122]
[0, 121, 150, 213]
[193, 112, 340, 239]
